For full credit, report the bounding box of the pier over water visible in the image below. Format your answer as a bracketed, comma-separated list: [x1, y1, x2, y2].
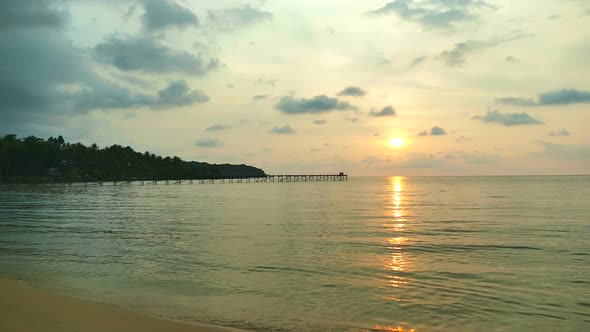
[7, 173, 348, 187]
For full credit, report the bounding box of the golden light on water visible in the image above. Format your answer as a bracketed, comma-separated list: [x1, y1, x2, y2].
[385, 176, 408, 277]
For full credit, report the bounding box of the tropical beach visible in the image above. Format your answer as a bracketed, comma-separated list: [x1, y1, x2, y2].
[2, 0, 590, 331]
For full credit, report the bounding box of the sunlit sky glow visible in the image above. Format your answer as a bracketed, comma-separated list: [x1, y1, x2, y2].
[1, 0, 589, 175]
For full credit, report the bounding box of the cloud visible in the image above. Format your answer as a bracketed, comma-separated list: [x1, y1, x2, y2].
[472, 110, 543, 126]
[195, 138, 223, 148]
[367, 0, 494, 28]
[205, 124, 232, 132]
[75, 80, 209, 111]
[94, 35, 220, 75]
[269, 125, 296, 134]
[534, 141, 590, 160]
[418, 126, 447, 135]
[548, 129, 570, 137]
[495, 97, 537, 106]
[431, 126, 447, 135]
[496, 89, 590, 107]
[505, 56, 520, 63]
[275, 95, 354, 114]
[540, 89, 590, 105]
[399, 154, 444, 168]
[155, 80, 209, 108]
[438, 34, 531, 67]
[438, 40, 483, 67]
[0, 27, 90, 124]
[458, 152, 500, 164]
[256, 78, 278, 87]
[369, 106, 397, 117]
[141, 0, 199, 31]
[253, 94, 269, 100]
[363, 156, 393, 164]
[337, 86, 367, 97]
[410, 56, 428, 66]
[208, 5, 272, 29]
[313, 120, 327, 125]
[0, 0, 67, 30]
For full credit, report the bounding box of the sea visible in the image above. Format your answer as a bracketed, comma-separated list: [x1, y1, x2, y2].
[0, 176, 589, 331]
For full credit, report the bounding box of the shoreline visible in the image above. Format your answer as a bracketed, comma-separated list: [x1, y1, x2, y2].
[0, 277, 251, 332]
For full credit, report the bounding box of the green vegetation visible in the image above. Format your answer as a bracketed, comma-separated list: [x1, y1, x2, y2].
[0, 135, 266, 183]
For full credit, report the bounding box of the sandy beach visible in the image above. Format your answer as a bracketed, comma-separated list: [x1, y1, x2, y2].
[0, 278, 247, 332]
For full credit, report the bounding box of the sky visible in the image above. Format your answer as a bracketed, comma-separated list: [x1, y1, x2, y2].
[1, 0, 589, 176]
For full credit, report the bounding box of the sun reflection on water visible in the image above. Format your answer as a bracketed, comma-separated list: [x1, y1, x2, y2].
[385, 177, 408, 274]
[363, 325, 416, 332]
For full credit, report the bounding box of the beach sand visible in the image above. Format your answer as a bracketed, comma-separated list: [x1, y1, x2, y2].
[0, 277, 248, 332]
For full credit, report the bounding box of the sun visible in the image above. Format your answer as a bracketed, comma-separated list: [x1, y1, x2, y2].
[390, 138, 404, 148]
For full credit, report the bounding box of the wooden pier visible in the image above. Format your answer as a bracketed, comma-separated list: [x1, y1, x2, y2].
[7, 173, 348, 187]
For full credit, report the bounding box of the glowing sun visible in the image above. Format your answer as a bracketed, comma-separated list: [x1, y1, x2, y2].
[390, 138, 404, 148]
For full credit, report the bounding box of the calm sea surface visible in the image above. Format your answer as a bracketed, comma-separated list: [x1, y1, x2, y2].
[1, 176, 589, 331]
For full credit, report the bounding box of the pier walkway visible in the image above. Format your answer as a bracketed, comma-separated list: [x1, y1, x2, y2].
[8, 173, 348, 186]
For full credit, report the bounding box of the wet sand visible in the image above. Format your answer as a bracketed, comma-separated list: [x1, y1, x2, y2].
[0, 277, 248, 332]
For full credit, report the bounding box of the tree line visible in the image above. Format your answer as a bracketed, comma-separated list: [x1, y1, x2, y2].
[0, 135, 266, 182]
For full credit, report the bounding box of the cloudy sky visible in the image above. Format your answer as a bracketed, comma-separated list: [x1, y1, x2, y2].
[1, 0, 589, 175]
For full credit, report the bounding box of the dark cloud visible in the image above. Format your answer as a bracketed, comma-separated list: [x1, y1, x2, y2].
[0, 3, 97, 126]
[0, 0, 211, 132]
[269, 125, 296, 134]
[253, 94, 269, 100]
[369, 106, 397, 117]
[205, 124, 232, 132]
[94, 35, 220, 75]
[208, 5, 272, 29]
[472, 110, 543, 126]
[75, 80, 209, 111]
[431, 126, 447, 135]
[0, 0, 67, 30]
[418, 126, 447, 136]
[367, 0, 494, 28]
[275, 95, 354, 114]
[156, 80, 209, 108]
[534, 141, 590, 160]
[337, 86, 367, 97]
[540, 89, 590, 105]
[410, 56, 428, 66]
[548, 129, 570, 137]
[195, 138, 223, 148]
[496, 89, 590, 107]
[141, 0, 199, 31]
[313, 120, 327, 125]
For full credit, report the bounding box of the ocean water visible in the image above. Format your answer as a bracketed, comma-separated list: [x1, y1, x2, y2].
[0, 176, 589, 331]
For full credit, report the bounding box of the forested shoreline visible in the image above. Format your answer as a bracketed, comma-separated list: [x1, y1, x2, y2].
[0, 135, 266, 183]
